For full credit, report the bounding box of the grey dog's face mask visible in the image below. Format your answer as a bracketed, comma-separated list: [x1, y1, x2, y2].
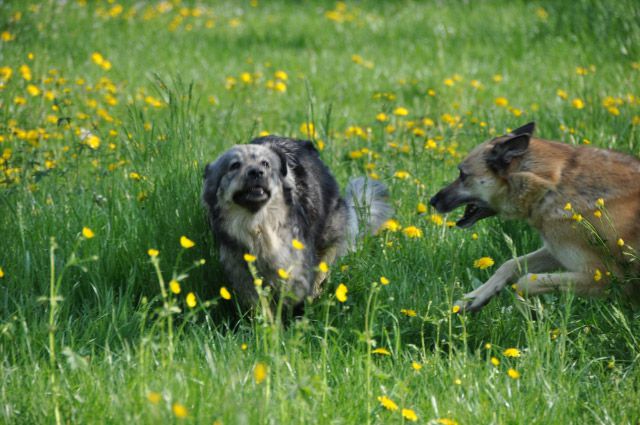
[205, 145, 287, 213]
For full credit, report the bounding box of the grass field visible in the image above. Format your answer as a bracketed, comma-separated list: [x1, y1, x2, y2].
[1, 0, 640, 423]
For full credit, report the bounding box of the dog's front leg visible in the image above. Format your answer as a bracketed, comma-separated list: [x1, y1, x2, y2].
[514, 271, 604, 297]
[457, 247, 561, 312]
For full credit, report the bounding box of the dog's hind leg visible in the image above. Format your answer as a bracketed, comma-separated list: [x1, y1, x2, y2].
[514, 272, 605, 297]
[457, 247, 562, 312]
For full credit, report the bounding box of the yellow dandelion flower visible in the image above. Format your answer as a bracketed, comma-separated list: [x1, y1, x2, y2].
[381, 219, 401, 232]
[186, 292, 196, 308]
[495, 97, 509, 107]
[507, 368, 520, 379]
[503, 347, 521, 357]
[401, 308, 417, 317]
[402, 226, 423, 238]
[416, 202, 427, 214]
[254, 362, 267, 384]
[277, 268, 289, 280]
[472, 233, 479, 240]
[377, 395, 398, 411]
[1, 31, 14, 42]
[380, 276, 390, 285]
[26, 84, 40, 96]
[393, 106, 409, 116]
[19, 64, 32, 81]
[170, 279, 181, 294]
[372, 347, 391, 355]
[244, 253, 257, 263]
[564, 202, 572, 211]
[335, 283, 348, 302]
[82, 227, 95, 239]
[473, 257, 495, 269]
[172, 402, 188, 418]
[411, 361, 422, 371]
[454, 378, 462, 385]
[254, 278, 263, 287]
[401, 408, 418, 422]
[146, 391, 161, 404]
[274, 70, 288, 81]
[571, 98, 585, 109]
[241, 343, 248, 351]
[593, 269, 602, 282]
[492, 74, 503, 83]
[394, 170, 410, 179]
[556, 89, 568, 100]
[220, 286, 232, 300]
[376, 112, 388, 122]
[617, 238, 625, 247]
[572, 213, 583, 222]
[594, 210, 602, 218]
[147, 249, 159, 257]
[595, 198, 605, 208]
[318, 261, 329, 273]
[299, 122, 317, 139]
[86, 135, 101, 150]
[180, 236, 195, 249]
[291, 239, 305, 250]
[430, 214, 444, 226]
[0, 267, 4, 278]
[436, 419, 459, 425]
[452, 305, 461, 314]
[491, 356, 500, 366]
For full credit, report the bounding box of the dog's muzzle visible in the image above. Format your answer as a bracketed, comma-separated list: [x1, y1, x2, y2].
[232, 167, 271, 212]
[430, 187, 496, 228]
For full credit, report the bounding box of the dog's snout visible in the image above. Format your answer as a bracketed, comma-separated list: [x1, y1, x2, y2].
[247, 167, 265, 179]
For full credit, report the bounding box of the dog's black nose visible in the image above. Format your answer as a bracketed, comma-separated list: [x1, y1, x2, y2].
[247, 167, 265, 179]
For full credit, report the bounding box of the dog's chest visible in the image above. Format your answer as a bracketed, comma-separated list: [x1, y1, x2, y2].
[223, 207, 290, 259]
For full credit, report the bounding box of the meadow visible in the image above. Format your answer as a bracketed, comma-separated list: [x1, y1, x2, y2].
[1, 0, 640, 423]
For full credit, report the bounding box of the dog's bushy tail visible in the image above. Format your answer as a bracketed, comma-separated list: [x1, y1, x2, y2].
[344, 177, 393, 250]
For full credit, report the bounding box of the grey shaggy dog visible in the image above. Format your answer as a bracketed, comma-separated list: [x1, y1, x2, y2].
[202, 136, 392, 307]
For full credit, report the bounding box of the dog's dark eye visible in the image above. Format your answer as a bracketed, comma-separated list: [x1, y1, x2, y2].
[261, 160, 270, 169]
[459, 170, 468, 181]
[229, 161, 241, 171]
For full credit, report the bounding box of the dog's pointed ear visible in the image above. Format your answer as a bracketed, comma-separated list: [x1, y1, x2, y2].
[511, 121, 535, 137]
[486, 133, 531, 172]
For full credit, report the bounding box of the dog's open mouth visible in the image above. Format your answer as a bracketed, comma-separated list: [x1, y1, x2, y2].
[233, 185, 271, 211]
[456, 202, 497, 228]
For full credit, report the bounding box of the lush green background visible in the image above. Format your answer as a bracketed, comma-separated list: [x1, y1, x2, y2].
[1, 0, 639, 424]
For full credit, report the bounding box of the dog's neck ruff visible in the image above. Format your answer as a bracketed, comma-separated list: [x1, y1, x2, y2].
[221, 201, 290, 260]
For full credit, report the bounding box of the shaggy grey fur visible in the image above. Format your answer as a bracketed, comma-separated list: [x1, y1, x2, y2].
[202, 136, 392, 307]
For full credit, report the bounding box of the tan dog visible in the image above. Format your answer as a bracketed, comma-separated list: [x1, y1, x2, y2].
[430, 122, 640, 312]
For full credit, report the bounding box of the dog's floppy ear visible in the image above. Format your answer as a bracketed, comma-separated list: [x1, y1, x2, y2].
[202, 152, 231, 208]
[486, 132, 531, 173]
[267, 146, 288, 177]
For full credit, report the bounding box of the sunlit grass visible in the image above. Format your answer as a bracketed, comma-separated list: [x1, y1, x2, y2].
[1, 0, 640, 423]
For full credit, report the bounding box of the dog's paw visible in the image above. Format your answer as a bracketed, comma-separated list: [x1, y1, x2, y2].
[453, 295, 492, 313]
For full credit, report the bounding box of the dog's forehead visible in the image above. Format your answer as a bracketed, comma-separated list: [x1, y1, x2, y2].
[462, 140, 492, 167]
[228, 144, 276, 161]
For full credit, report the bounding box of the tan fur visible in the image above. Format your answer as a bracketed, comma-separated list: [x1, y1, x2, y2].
[431, 122, 640, 311]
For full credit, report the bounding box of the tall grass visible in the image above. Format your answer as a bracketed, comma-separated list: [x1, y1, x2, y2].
[1, 0, 639, 423]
